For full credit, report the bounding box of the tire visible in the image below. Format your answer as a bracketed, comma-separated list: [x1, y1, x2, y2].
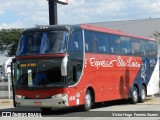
[130, 86, 138, 104]
[41, 108, 52, 113]
[81, 90, 92, 111]
[139, 86, 146, 103]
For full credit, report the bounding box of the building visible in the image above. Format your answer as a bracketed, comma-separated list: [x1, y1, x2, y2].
[90, 18, 160, 39]
[90, 18, 160, 57]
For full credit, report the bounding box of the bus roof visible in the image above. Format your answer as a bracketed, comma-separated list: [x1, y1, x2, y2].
[23, 25, 79, 33]
[80, 24, 155, 41]
[23, 24, 155, 41]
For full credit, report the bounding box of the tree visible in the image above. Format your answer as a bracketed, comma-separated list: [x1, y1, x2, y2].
[0, 28, 23, 56]
[153, 31, 160, 41]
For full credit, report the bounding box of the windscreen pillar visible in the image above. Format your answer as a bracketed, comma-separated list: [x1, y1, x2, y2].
[49, 0, 57, 25]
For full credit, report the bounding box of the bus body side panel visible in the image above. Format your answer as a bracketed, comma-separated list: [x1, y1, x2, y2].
[83, 54, 142, 102]
[83, 53, 159, 103]
[129, 56, 159, 96]
[146, 57, 159, 95]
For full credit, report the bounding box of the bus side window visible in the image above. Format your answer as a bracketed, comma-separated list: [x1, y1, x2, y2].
[96, 32, 109, 54]
[84, 30, 94, 52]
[130, 38, 140, 55]
[120, 36, 131, 55]
[69, 30, 83, 52]
[140, 40, 149, 56]
[109, 34, 120, 54]
[148, 41, 157, 56]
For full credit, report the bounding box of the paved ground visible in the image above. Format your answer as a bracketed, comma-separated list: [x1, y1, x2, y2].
[0, 82, 8, 87]
[0, 92, 160, 119]
[0, 98, 160, 120]
[0, 82, 12, 98]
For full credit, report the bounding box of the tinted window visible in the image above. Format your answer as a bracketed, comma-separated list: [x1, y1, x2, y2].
[148, 41, 157, 56]
[16, 31, 67, 56]
[140, 40, 148, 56]
[120, 36, 131, 55]
[130, 38, 140, 55]
[96, 32, 110, 53]
[109, 34, 120, 54]
[69, 30, 83, 52]
[84, 30, 94, 52]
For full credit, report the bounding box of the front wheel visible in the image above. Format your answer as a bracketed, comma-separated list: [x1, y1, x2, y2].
[130, 86, 138, 104]
[81, 90, 92, 111]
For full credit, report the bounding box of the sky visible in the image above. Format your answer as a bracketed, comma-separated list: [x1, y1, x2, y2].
[0, 0, 160, 29]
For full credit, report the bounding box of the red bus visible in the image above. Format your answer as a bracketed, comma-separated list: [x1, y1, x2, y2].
[11, 24, 159, 111]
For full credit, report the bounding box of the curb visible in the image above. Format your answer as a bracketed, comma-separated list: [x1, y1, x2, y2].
[143, 96, 160, 104]
[145, 99, 160, 103]
[0, 99, 13, 105]
[1, 100, 11, 103]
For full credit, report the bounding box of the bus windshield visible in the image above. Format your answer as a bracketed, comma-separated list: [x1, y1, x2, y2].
[17, 31, 68, 56]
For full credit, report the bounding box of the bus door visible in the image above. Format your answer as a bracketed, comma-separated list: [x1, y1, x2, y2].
[67, 29, 84, 86]
[11, 58, 17, 107]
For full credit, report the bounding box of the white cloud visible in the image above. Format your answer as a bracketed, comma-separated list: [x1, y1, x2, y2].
[1, 0, 160, 29]
[58, 0, 126, 24]
[144, 1, 160, 12]
[133, 0, 160, 11]
[0, 0, 48, 28]
[0, 21, 24, 29]
[0, 1, 12, 15]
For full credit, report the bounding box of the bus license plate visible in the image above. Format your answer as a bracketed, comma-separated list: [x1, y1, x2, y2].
[34, 101, 42, 106]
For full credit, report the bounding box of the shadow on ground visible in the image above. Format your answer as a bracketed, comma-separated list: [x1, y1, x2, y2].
[0, 99, 129, 117]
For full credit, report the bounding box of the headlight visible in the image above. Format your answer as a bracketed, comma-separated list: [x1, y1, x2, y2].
[52, 93, 66, 98]
[15, 95, 25, 99]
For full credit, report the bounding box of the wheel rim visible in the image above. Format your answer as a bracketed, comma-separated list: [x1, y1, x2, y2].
[85, 92, 91, 108]
[133, 89, 138, 102]
[141, 88, 146, 100]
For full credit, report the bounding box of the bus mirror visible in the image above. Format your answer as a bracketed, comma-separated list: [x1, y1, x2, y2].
[61, 56, 68, 76]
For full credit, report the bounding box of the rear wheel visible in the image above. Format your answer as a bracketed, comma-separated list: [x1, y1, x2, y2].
[81, 90, 92, 111]
[130, 86, 138, 104]
[139, 86, 146, 103]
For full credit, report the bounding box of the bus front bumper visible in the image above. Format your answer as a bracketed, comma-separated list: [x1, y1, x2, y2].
[15, 94, 69, 108]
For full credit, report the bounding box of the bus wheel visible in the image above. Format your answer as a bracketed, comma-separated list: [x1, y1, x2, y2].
[81, 90, 92, 111]
[139, 86, 146, 103]
[130, 86, 138, 104]
[41, 108, 52, 113]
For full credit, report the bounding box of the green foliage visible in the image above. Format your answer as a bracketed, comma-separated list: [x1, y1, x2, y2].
[0, 28, 23, 56]
[153, 31, 160, 39]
